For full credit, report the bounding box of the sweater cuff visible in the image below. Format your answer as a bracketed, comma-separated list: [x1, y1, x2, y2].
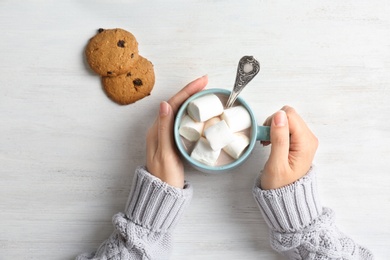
[125, 166, 193, 232]
[253, 167, 322, 233]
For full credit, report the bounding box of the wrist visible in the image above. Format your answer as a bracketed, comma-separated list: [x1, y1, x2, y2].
[260, 163, 312, 190]
[145, 164, 185, 189]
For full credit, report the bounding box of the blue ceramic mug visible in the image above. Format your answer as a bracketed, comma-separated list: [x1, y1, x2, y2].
[174, 88, 270, 173]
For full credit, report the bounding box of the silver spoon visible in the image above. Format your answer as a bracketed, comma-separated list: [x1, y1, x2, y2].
[225, 56, 260, 108]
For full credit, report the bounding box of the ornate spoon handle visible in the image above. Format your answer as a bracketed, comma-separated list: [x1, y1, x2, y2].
[226, 56, 260, 108]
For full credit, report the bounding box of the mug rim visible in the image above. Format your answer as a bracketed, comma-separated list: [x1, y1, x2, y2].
[174, 88, 258, 173]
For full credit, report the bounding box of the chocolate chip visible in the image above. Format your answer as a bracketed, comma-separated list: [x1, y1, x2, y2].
[117, 40, 125, 48]
[133, 79, 143, 86]
[107, 71, 112, 75]
[98, 28, 104, 33]
[126, 72, 132, 77]
[131, 53, 134, 58]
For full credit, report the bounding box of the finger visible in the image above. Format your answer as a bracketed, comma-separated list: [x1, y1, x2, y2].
[157, 101, 175, 152]
[146, 119, 158, 159]
[261, 140, 271, 146]
[263, 115, 273, 126]
[281, 106, 307, 137]
[267, 110, 290, 166]
[168, 75, 208, 114]
[261, 110, 282, 146]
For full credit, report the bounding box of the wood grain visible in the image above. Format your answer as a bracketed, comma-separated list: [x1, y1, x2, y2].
[0, 1, 389, 259]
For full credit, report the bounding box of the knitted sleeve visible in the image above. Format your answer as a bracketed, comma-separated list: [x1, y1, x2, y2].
[252, 167, 373, 259]
[76, 166, 192, 260]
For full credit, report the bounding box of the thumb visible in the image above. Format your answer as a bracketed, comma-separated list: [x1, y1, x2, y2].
[267, 110, 290, 167]
[157, 101, 175, 151]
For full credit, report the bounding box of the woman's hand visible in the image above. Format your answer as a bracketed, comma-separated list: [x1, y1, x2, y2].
[146, 76, 208, 188]
[260, 106, 318, 190]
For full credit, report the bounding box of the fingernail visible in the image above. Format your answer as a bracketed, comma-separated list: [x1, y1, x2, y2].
[159, 101, 169, 116]
[274, 110, 287, 127]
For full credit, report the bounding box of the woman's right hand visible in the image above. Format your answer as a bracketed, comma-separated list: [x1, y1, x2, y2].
[260, 106, 319, 190]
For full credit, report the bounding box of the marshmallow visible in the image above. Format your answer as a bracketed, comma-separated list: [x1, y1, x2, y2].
[223, 133, 250, 159]
[187, 94, 224, 122]
[203, 116, 221, 135]
[179, 115, 204, 142]
[190, 137, 221, 166]
[204, 120, 235, 151]
[221, 105, 252, 132]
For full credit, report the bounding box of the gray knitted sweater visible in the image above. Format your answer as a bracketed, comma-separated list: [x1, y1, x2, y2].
[76, 166, 373, 260]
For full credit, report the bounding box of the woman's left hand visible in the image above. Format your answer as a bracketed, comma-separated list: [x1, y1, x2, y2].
[146, 76, 208, 188]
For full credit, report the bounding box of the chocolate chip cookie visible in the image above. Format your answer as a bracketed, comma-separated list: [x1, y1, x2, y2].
[102, 56, 155, 105]
[85, 28, 139, 77]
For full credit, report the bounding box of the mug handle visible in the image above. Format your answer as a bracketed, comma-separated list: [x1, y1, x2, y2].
[256, 125, 270, 141]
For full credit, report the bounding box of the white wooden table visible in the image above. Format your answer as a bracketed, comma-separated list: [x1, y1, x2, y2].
[1, 1, 389, 259]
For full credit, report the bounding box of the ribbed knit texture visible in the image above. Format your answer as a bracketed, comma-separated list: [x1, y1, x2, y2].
[125, 166, 192, 232]
[253, 167, 373, 259]
[76, 166, 193, 260]
[253, 167, 322, 233]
